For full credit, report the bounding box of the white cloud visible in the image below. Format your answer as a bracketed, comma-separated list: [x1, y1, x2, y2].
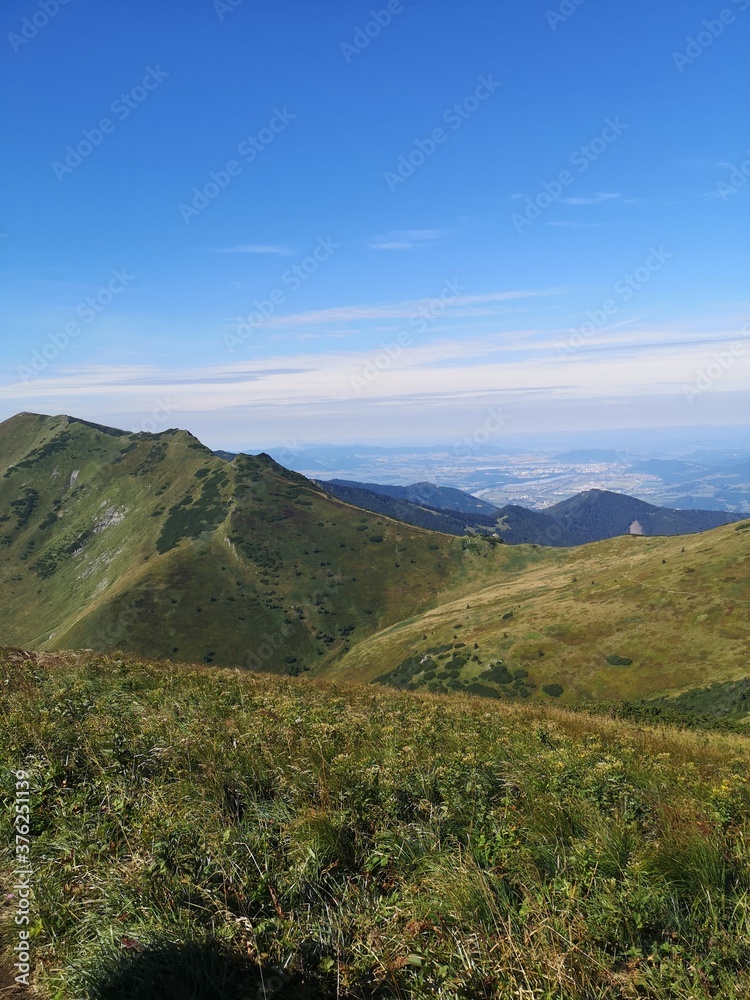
[547, 221, 611, 229]
[207, 244, 296, 255]
[4, 321, 747, 447]
[225, 287, 566, 331]
[561, 193, 622, 206]
[5, 326, 747, 414]
[367, 242, 422, 251]
[367, 228, 448, 250]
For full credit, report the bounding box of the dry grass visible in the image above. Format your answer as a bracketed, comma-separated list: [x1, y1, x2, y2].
[2, 649, 750, 998]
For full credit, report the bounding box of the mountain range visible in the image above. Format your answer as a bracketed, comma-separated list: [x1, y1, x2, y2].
[322, 478, 500, 514]
[269, 441, 750, 513]
[319, 477, 740, 544]
[1, 412, 748, 709]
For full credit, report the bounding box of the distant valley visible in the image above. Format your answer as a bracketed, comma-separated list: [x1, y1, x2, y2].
[270, 442, 750, 514]
[319, 477, 741, 545]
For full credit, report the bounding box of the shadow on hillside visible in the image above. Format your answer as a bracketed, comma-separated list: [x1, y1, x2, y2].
[87, 937, 385, 1000]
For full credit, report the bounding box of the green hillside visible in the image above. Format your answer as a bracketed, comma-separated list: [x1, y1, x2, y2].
[327, 521, 750, 708]
[3, 648, 750, 999]
[2, 413, 749, 713]
[0, 413, 516, 671]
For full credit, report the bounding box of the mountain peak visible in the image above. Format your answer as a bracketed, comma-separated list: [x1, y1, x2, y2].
[62, 415, 129, 437]
[3, 411, 129, 437]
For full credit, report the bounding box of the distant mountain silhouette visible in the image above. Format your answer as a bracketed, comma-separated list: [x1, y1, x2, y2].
[321, 480, 742, 545]
[543, 489, 739, 543]
[323, 478, 499, 514]
[314, 480, 489, 535]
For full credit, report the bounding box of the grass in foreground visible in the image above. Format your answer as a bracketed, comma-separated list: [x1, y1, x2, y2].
[2, 649, 750, 998]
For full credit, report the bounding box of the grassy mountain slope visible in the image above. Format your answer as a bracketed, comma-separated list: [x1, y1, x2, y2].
[1, 413, 232, 654]
[326, 520, 750, 706]
[0, 413, 517, 671]
[3, 648, 750, 999]
[2, 413, 748, 711]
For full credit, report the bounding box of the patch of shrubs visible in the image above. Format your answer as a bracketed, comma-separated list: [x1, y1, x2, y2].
[650, 676, 750, 721]
[9, 434, 71, 473]
[156, 473, 231, 554]
[11, 488, 40, 530]
[480, 662, 514, 685]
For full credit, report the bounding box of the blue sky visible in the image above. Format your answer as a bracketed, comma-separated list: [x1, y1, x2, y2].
[1, 0, 748, 449]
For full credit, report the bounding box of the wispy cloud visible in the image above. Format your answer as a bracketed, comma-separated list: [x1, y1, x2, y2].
[368, 242, 424, 251]
[547, 221, 611, 229]
[226, 288, 567, 331]
[561, 193, 621, 206]
[207, 244, 296, 255]
[5, 326, 747, 421]
[367, 228, 448, 251]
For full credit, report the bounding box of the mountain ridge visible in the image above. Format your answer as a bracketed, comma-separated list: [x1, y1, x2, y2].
[0, 412, 492, 672]
[320, 476, 740, 544]
[322, 477, 500, 514]
[1, 411, 747, 710]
